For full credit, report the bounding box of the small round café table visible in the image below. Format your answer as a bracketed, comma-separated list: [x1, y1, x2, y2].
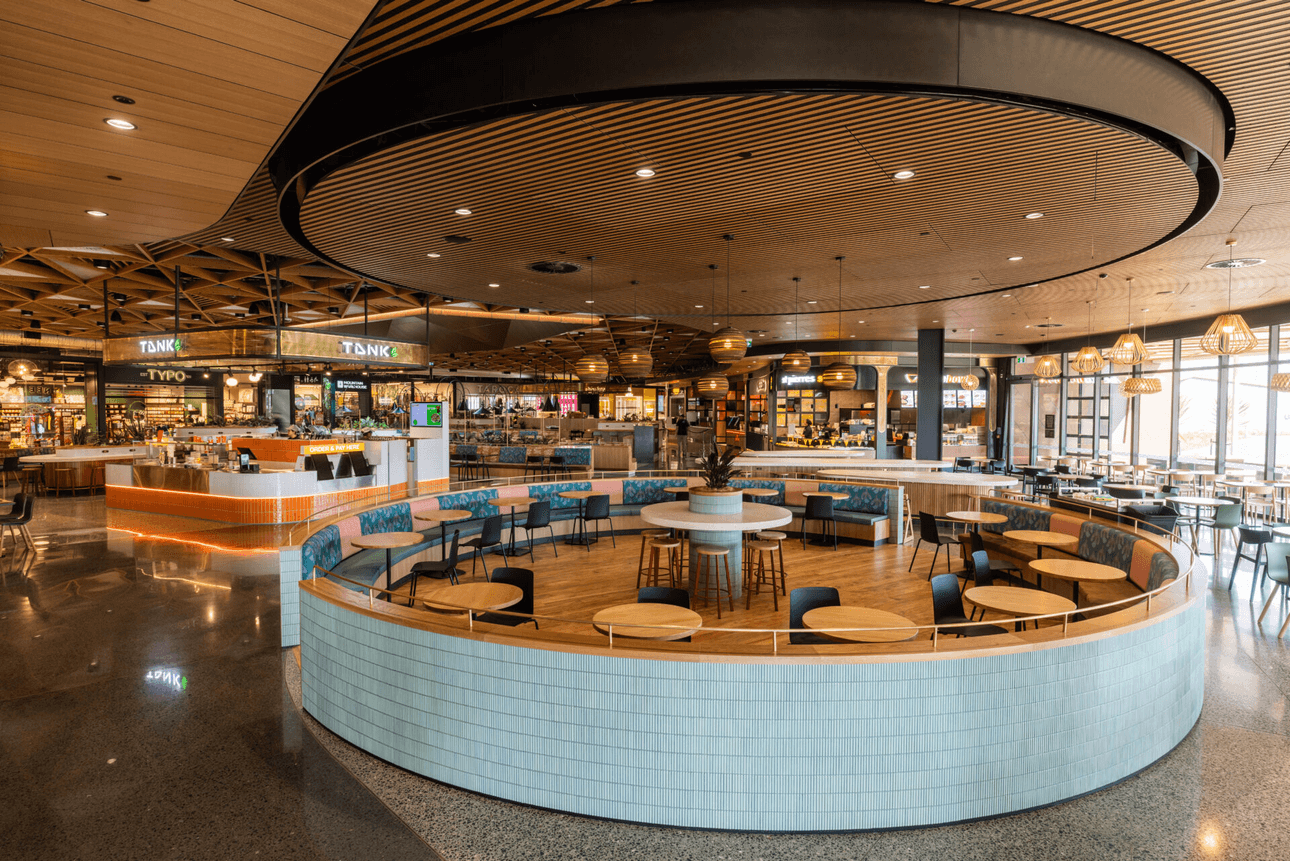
[558, 490, 602, 546]
[945, 510, 1007, 533]
[415, 509, 472, 578]
[349, 531, 425, 599]
[802, 606, 918, 643]
[1002, 529, 1079, 587]
[964, 586, 1076, 631]
[592, 602, 703, 641]
[740, 487, 778, 500]
[488, 497, 534, 554]
[421, 582, 522, 615]
[1029, 558, 1126, 606]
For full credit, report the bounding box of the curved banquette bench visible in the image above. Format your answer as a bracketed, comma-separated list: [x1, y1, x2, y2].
[284, 481, 1202, 832]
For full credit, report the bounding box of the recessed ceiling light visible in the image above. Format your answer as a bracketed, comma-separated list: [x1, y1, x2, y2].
[893, 169, 916, 180]
[86, 210, 108, 217]
[918, 285, 930, 289]
[1008, 256, 1023, 261]
[1001, 294, 1011, 298]
[856, 320, 865, 323]
[220, 236, 235, 242]
[426, 252, 441, 258]
[112, 94, 136, 105]
[1025, 212, 1044, 219]
[488, 283, 499, 288]
[1141, 307, 1150, 312]
[454, 208, 472, 216]
[932, 319, 939, 322]
[695, 305, 703, 308]
[1157, 290, 1174, 295]
[105, 118, 136, 130]
[585, 299, 594, 304]
[635, 168, 656, 178]
[807, 300, 817, 304]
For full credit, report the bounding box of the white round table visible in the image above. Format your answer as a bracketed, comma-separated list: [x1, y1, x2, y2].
[640, 501, 792, 599]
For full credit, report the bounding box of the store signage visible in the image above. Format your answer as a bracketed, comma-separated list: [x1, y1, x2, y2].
[901, 372, 984, 386]
[139, 337, 181, 354]
[334, 379, 368, 391]
[302, 441, 365, 455]
[780, 373, 818, 386]
[146, 368, 194, 383]
[339, 340, 398, 359]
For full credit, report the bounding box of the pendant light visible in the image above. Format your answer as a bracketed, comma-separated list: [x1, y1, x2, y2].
[1120, 316, 1161, 396]
[574, 255, 609, 383]
[1270, 372, 1290, 393]
[1033, 315, 1061, 379]
[1201, 238, 1258, 355]
[696, 371, 730, 400]
[618, 279, 653, 378]
[820, 256, 858, 390]
[1109, 277, 1150, 365]
[782, 276, 813, 373]
[1071, 297, 1105, 375]
[959, 327, 979, 390]
[709, 235, 747, 363]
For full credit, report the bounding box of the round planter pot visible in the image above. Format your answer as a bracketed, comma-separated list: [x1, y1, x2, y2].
[687, 487, 743, 598]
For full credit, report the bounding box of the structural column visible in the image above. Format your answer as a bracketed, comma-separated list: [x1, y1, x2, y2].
[916, 328, 944, 461]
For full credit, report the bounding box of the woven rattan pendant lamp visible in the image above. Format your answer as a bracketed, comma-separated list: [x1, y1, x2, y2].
[1033, 316, 1061, 379]
[1071, 298, 1105, 375]
[1270, 372, 1290, 392]
[618, 280, 653, 378]
[782, 277, 813, 373]
[1109, 277, 1151, 365]
[1201, 238, 1258, 355]
[709, 235, 747, 364]
[819, 256, 857, 390]
[1119, 317, 1160, 396]
[959, 327, 980, 390]
[573, 255, 609, 383]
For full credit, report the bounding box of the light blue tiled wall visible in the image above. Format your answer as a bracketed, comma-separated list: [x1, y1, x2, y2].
[280, 547, 302, 647]
[299, 591, 1204, 830]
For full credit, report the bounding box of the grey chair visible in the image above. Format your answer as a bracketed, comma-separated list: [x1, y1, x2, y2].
[1230, 526, 1272, 599]
[1256, 542, 1290, 638]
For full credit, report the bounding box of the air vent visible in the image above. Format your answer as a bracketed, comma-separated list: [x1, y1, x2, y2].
[529, 261, 581, 274]
[1205, 257, 1265, 269]
[443, 235, 472, 244]
[1035, 323, 1064, 328]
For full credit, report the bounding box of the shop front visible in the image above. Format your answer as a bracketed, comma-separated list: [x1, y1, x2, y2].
[103, 364, 223, 443]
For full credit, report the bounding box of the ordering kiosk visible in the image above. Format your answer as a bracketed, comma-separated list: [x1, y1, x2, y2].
[407, 402, 450, 495]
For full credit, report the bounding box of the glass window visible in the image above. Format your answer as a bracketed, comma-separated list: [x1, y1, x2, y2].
[1065, 375, 1098, 455]
[1177, 337, 1220, 470]
[1010, 381, 1032, 465]
[1104, 374, 1132, 460]
[1035, 381, 1060, 463]
[1225, 328, 1269, 472]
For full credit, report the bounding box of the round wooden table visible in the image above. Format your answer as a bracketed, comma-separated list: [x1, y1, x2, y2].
[592, 602, 703, 640]
[559, 490, 602, 546]
[488, 497, 534, 554]
[662, 486, 690, 495]
[1003, 529, 1079, 560]
[802, 606, 918, 643]
[945, 510, 1007, 532]
[1029, 558, 1126, 605]
[349, 531, 425, 596]
[414, 509, 472, 575]
[964, 585, 1076, 630]
[740, 487, 779, 500]
[421, 582, 522, 614]
[803, 491, 849, 500]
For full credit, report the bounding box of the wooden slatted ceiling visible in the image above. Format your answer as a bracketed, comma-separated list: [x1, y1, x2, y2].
[297, 92, 1196, 324]
[0, 0, 377, 246]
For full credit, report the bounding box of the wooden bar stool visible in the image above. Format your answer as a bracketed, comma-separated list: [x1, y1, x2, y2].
[90, 463, 106, 494]
[693, 544, 733, 618]
[637, 528, 672, 585]
[755, 530, 789, 597]
[642, 538, 681, 588]
[52, 467, 75, 497]
[744, 539, 783, 610]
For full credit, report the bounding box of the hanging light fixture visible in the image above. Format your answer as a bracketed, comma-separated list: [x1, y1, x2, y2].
[1270, 373, 1290, 393]
[959, 327, 980, 390]
[709, 235, 747, 363]
[1201, 238, 1258, 355]
[1109, 277, 1150, 365]
[1033, 316, 1061, 379]
[618, 279, 653, 378]
[782, 276, 813, 373]
[696, 371, 729, 399]
[1120, 376, 1162, 396]
[1071, 296, 1105, 375]
[574, 255, 609, 383]
[821, 256, 858, 390]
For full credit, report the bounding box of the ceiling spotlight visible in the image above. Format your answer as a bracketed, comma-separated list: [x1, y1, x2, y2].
[226, 376, 239, 387]
[86, 210, 108, 217]
[585, 299, 594, 304]
[918, 285, 930, 290]
[453, 208, 472, 216]
[488, 282, 500, 288]
[1025, 212, 1044, 219]
[248, 372, 263, 382]
[104, 118, 136, 130]
[806, 300, 817, 304]
[635, 168, 656, 178]
[220, 236, 235, 242]
[695, 304, 703, 309]
[112, 95, 136, 105]
[1008, 256, 1024, 261]
[426, 252, 441, 258]
[893, 169, 916, 180]
[1001, 293, 1011, 298]
[856, 320, 865, 324]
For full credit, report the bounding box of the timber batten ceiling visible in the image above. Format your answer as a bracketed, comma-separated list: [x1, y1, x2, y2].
[4, 0, 1290, 353]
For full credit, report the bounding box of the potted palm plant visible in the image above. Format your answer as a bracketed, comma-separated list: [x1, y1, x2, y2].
[694, 440, 743, 492]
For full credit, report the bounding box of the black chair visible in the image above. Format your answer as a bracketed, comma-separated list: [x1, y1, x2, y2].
[1105, 485, 1147, 501]
[986, 459, 1007, 475]
[522, 455, 545, 480]
[408, 529, 461, 603]
[954, 457, 973, 473]
[964, 531, 1026, 590]
[789, 586, 840, 645]
[638, 587, 691, 641]
[1121, 503, 1180, 537]
[545, 454, 566, 479]
[517, 499, 558, 561]
[0, 493, 35, 553]
[930, 573, 1008, 638]
[908, 511, 958, 576]
[1054, 464, 1073, 475]
[673, 490, 689, 502]
[1, 456, 21, 490]
[802, 495, 837, 551]
[579, 494, 615, 549]
[1033, 472, 1061, 497]
[464, 514, 506, 579]
[1073, 476, 1102, 492]
[475, 567, 538, 628]
[1229, 525, 1272, 598]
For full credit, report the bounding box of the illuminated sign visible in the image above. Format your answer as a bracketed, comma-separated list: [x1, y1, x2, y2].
[146, 368, 194, 383]
[139, 337, 181, 354]
[334, 379, 368, 391]
[410, 402, 442, 428]
[780, 374, 818, 386]
[339, 340, 398, 359]
[144, 668, 187, 691]
[302, 441, 365, 455]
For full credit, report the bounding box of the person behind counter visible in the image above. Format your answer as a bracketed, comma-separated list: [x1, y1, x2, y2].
[802, 419, 814, 440]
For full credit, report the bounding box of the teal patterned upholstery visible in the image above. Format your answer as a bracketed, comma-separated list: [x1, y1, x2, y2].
[980, 499, 1051, 533]
[454, 444, 477, 457]
[498, 446, 527, 464]
[434, 488, 498, 520]
[818, 482, 889, 514]
[301, 525, 341, 576]
[554, 446, 592, 465]
[1148, 552, 1180, 589]
[358, 502, 413, 534]
[730, 479, 786, 505]
[623, 478, 685, 505]
[1077, 522, 1138, 574]
[530, 481, 592, 509]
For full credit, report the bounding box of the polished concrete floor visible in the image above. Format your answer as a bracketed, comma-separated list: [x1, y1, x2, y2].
[3, 496, 1289, 860]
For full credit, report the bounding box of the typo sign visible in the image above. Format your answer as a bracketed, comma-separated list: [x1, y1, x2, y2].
[339, 340, 397, 359]
[139, 337, 181, 354]
[146, 368, 194, 383]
